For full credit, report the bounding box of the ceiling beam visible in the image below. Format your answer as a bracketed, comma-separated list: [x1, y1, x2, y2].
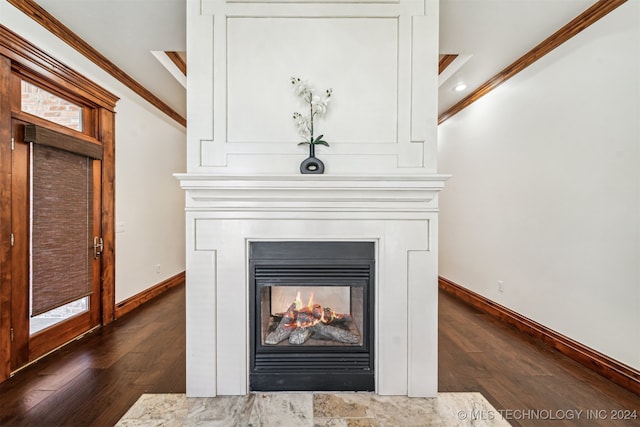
[7, 0, 186, 127]
[438, 0, 628, 125]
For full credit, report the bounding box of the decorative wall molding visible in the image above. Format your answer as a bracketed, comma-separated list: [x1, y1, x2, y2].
[225, 0, 400, 3]
[189, 0, 438, 174]
[115, 272, 186, 319]
[225, 16, 400, 145]
[438, 276, 640, 395]
[6, 0, 186, 127]
[438, 0, 629, 124]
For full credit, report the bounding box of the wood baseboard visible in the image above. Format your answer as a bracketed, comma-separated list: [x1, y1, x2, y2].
[438, 276, 640, 395]
[115, 271, 185, 319]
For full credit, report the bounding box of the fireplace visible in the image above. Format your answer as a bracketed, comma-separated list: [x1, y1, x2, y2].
[249, 241, 374, 391]
[181, 0, 445, 398]
[177, 175, 446, 396]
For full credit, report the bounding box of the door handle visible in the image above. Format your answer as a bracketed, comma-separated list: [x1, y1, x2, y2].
[93, 236, 103, 259]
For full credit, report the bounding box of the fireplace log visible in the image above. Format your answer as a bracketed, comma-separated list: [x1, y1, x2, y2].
[289, 327, 313, 345]
[312, 305, 323, 319]
[296, 312, 313, 326]
[312, 323, 360, 344]
[323, 309, 352, 325]
[265, 320, 292, 345]
[265, 304, 296, 344]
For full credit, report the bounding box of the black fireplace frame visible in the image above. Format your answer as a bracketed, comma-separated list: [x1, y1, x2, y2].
[249, 241, 375, 392]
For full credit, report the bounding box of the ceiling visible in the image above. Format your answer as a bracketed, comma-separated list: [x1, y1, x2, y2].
[32, 0, 595, 121]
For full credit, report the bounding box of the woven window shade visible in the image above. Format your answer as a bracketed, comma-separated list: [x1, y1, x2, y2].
[31, 144, 93, 316]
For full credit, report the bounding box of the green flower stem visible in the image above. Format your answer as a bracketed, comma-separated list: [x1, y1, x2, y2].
[309, 93, 314, 144]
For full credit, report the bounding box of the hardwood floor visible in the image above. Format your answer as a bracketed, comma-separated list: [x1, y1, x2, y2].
[439, 291, 639, 426]
[0, 285, 185, 426]
[0, 284, 637, 426]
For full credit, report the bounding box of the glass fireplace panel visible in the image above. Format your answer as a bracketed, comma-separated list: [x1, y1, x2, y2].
[249, 241, 374, 392]
[260, 284, 364, 347]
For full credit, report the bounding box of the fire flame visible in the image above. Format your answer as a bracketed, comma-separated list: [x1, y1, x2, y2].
[294, 291, 303, 311]
[284, 290, 340, 329]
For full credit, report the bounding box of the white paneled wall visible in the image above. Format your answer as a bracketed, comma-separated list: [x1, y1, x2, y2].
[187, 0, 439, 174]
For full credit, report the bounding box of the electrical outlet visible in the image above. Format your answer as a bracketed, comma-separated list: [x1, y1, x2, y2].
[498, 280, 504, 292]
[156, 264, 161, 274]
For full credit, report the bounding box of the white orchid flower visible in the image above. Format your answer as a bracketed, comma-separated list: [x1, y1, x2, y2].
[296, 116, 310, 131]
[292, 112, 311, 140]
[324, 88, 333, 100]
[311, 95, 326, 115]
[311, 89, 332, 116]
[299, 130, 311, 141]
[291, 77, 312, 97]
[291, 78, 332, 146]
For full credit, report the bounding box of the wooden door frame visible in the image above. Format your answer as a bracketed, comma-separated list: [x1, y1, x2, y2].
[0, 25, 119, 382]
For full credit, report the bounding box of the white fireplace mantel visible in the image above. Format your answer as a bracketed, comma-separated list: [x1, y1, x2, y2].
[177, 174, 449, 214]
[177, 173, 448, 397]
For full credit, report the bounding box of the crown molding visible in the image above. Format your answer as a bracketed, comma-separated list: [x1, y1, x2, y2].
[438, 0, 628, 124]
[7, 0, 186, 127]
[0, 24, 119, 109]
[438, 54, 458, 75]
[166, 51, 186, 76]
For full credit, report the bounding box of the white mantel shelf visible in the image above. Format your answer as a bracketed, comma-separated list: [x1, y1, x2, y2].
[176, 174, 450, 215]
[176, 174, 450, 183]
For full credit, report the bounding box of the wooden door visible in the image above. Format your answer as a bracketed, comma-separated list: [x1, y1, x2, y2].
[0, 31, 118, 381]
[10, 118, 102, 368]
[1, 31, 117, 382]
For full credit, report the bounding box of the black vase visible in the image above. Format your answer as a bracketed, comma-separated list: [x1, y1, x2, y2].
[300, 143, 325, 174]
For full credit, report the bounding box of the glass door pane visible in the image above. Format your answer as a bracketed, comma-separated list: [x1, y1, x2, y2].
[21, 80, 83, 131]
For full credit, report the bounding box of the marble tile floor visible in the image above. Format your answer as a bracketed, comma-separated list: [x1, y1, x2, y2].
[116, 392, 511, 426]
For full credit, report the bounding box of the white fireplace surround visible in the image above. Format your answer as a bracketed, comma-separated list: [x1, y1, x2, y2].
[177, 174, 448, 397]
[182, 0, 443, 397]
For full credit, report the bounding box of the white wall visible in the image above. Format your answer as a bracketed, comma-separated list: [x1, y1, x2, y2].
[438, 2, 639, 369]
[113, 99, 186, 302]
[0, 3, 186, 303]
